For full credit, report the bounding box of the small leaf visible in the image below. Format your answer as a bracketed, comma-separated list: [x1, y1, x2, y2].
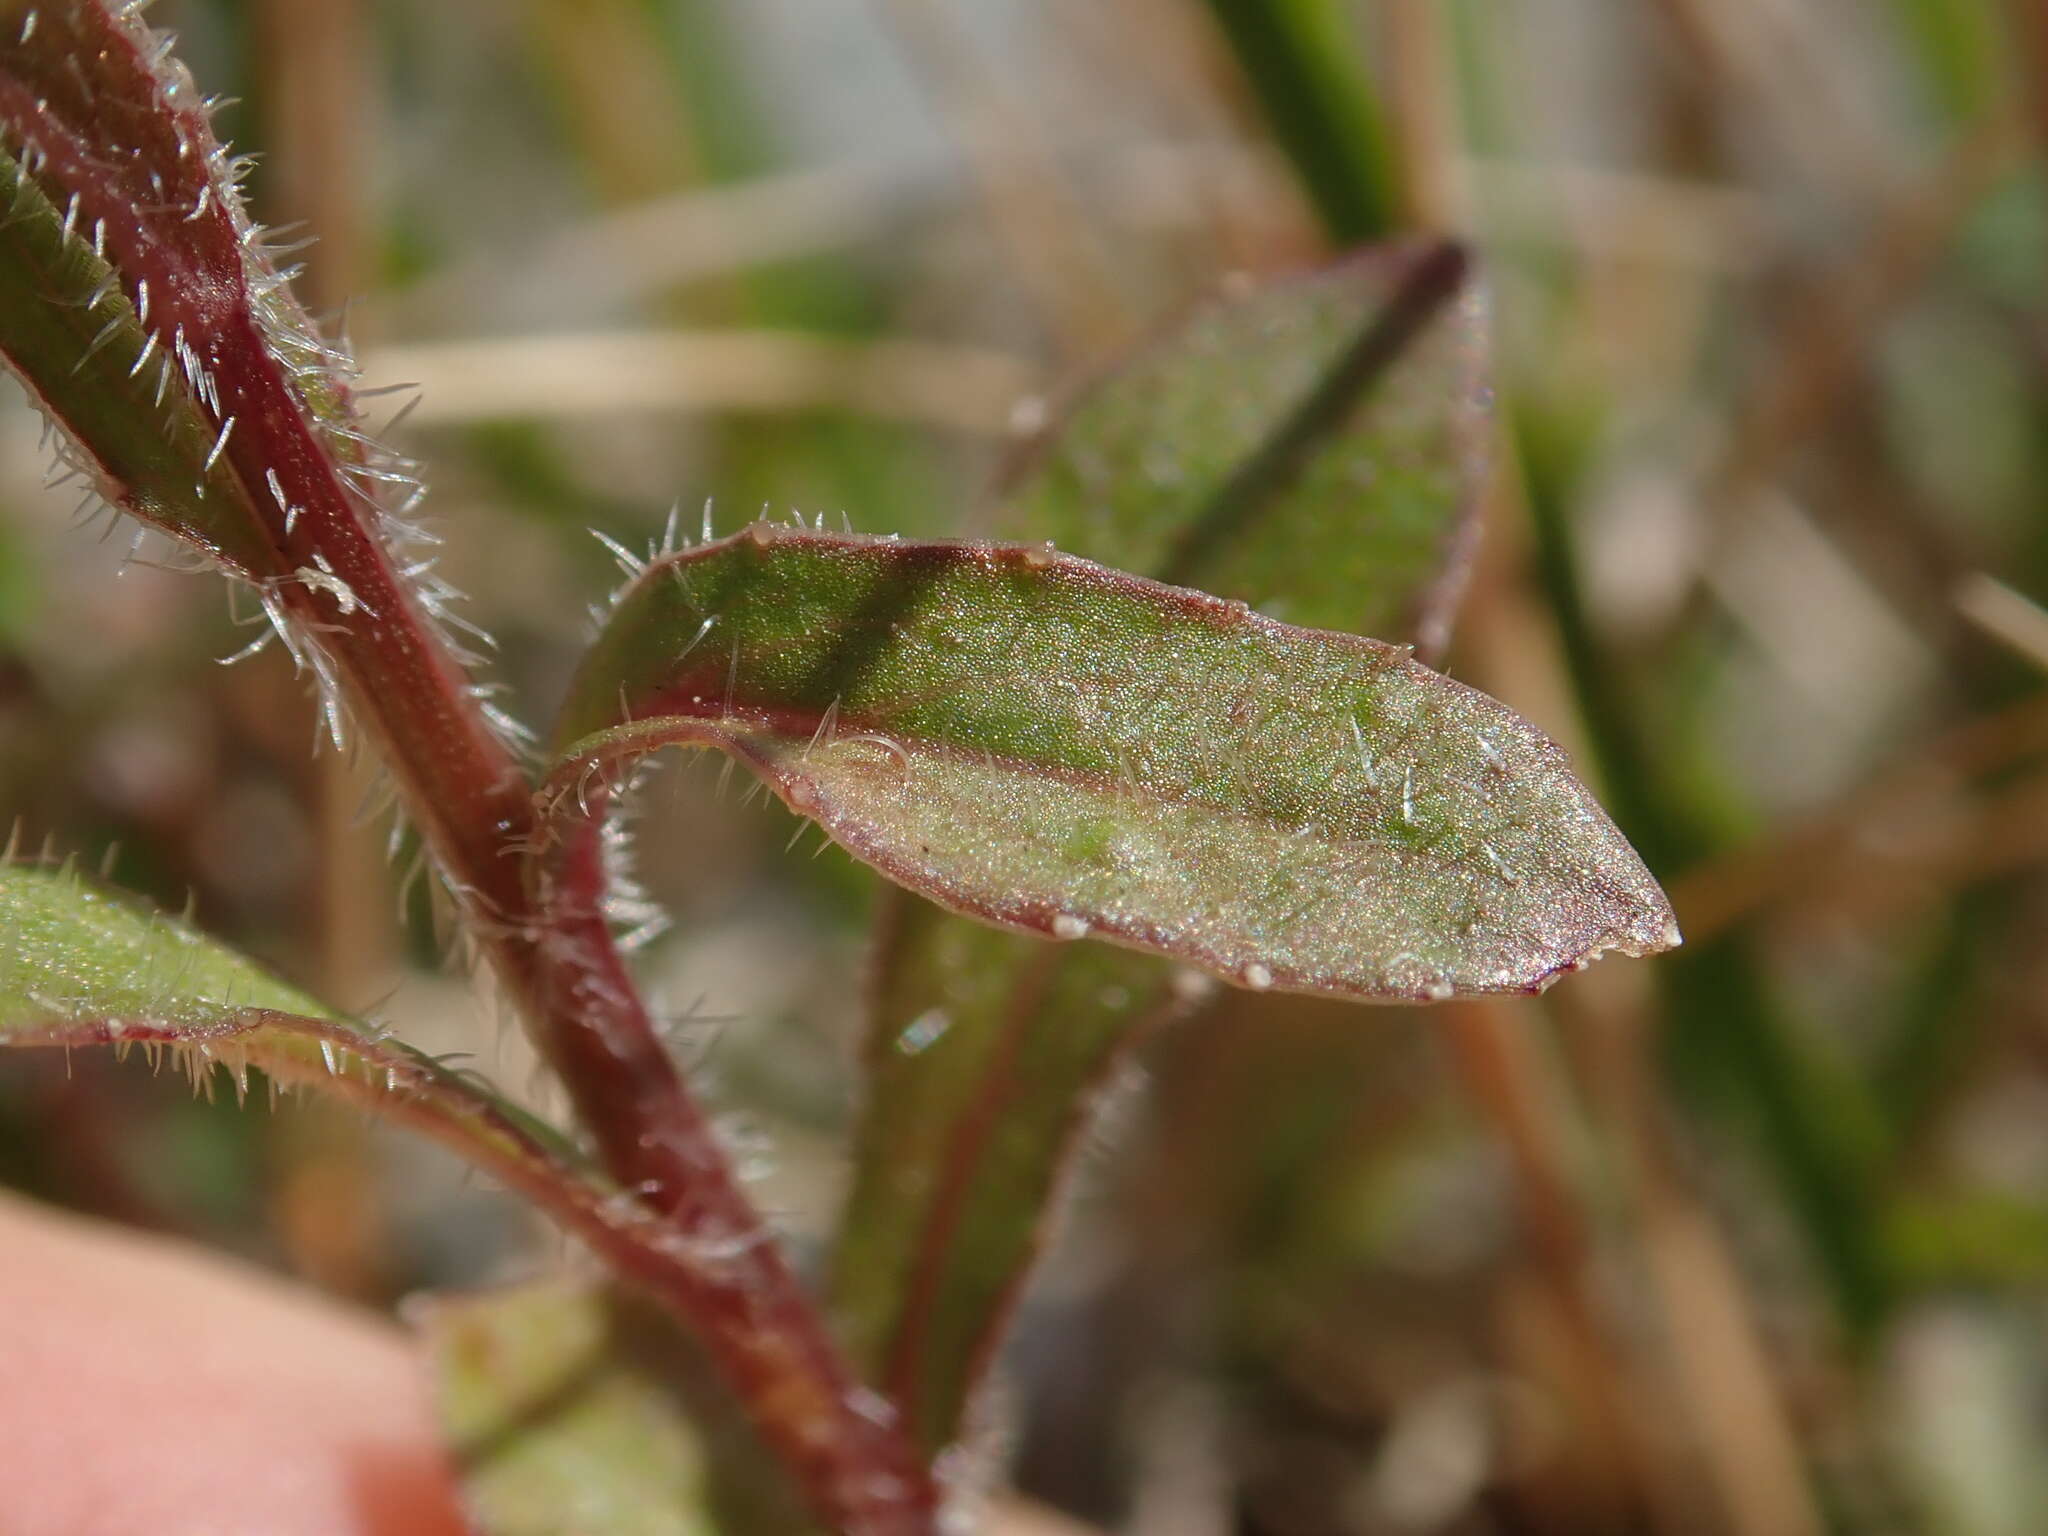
[0, 130, 271, 572]
[0, 860, 812, 1358]
[829, 909, 1203, 1450]
[0, 5, 503, 782]
[0, 859, 592, 1171]
[416, 1281, 722, 1536]
[552, 526, 1676, 1003]
[996, 240, 1488, 658]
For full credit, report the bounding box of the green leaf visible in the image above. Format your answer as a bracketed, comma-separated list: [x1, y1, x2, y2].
[552, 525, 1676, 1003]
[1, 857, 381, 1057]
[0, 858, 585, 1166]
[995, 240, 1487, 659]
[416, 1281, 722, 1536]
[0, 124, 272, 573]
[0, 860, 817, 1363]
[0, 4, 481, 759]
[826, 242, 1497, 1453]
[827, 910, 1204, 1449]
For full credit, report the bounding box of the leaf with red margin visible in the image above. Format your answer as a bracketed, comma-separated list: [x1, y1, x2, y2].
[826, 914, 1210, 1451]
[0, 3, 502, 782]
[0, 859, 837, 1379]
[0, 1, 377, 574]
[0, 91, 271, 571]
[549, 524, 1676, 1004]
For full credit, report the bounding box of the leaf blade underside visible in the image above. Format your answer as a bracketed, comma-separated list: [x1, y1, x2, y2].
[0, 124, 272, 572]
[553, 525, 1676, 1004]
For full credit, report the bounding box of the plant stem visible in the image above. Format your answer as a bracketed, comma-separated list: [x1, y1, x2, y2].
[0, 9, 934, 1529]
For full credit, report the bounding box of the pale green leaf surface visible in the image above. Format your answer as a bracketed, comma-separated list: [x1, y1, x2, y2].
[0, 862, 676, 1277]
[1, 859, 342, 1040]
[416, 1281, 718, 1536]
[554, 525, 1676, 1003]
[0, 861, 571, 1153]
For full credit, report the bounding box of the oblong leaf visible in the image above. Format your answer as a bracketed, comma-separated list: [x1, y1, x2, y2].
[551, 525, 1678, 1002]
[0, 129, 272, 572]
[0, 860, 821, 1343]
[828, 909, 1202, 1450]
[995, 240, 1488, 658]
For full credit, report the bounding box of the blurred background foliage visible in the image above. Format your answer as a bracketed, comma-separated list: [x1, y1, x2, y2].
[2, 1, 2046, 1532]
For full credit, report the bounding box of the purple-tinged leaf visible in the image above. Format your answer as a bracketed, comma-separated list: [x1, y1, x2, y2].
[551, 524, 1676, 1003]
[0, 3, 524, 869]
[0, 3, 365, 574]
[0, 119, 275, 570]
[549, 518, 1671, 1458]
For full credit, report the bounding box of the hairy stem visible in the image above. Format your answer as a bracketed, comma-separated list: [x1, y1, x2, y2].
[0, 7, 932, 1529]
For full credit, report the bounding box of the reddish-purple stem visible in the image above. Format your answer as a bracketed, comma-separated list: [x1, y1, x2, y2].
[0, 8, 934, 1530]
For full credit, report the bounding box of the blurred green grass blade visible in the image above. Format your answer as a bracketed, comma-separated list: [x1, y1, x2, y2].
[1874, 881, 2011, 1158]
[1884, 0, 2005, 120]
[996, 241, 1489, 656]
[828, 907, 1200, 1450]
[1198, 0, 1398, 242]
[1516, 411, 1898, 1336]
[551, 525, 1675, 1002]
[416, 1281, 723, 1536]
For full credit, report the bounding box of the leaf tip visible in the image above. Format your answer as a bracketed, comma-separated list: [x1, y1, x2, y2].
[1548, 885, 1683, 987]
